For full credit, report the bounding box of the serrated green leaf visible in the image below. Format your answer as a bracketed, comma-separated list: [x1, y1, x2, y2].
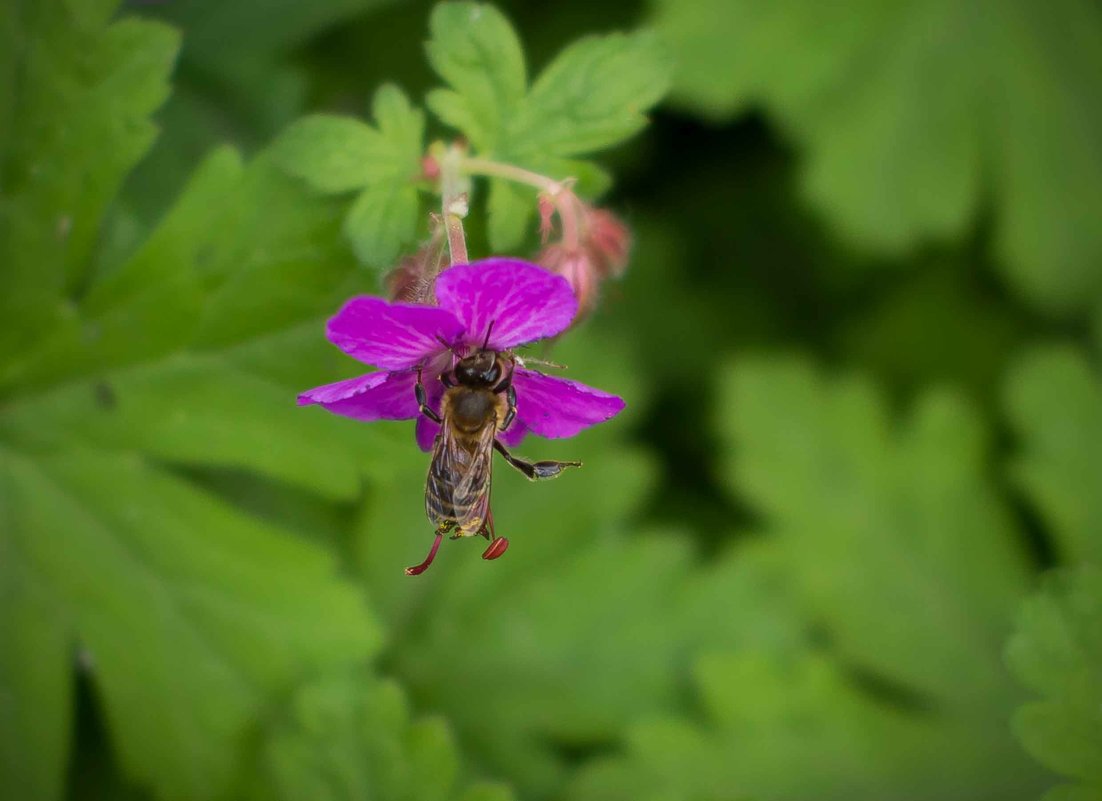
[425, 2, 526, 152]
[1007, 566, 1102, 799]
[1, 448, 380, 801]
[271, 115, 403, 192]
[425, 3, 669, 249]
[372, 82, 425, 150]
[249, 673, 499, 801]
[510, 31, 670, 157]
[651, 0, 1102, 313]
[272, 84, 424, 267]
[0, 1, 178, 366]
[1004, 347, 1102, 564]
[567, 356, 1047, 801]
[272, 85, 423, 194]
[0, 10, 437, 798]
[719, 357, 1029, 703]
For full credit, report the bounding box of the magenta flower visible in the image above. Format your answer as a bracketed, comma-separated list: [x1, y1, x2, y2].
[298, 258, 625, 451]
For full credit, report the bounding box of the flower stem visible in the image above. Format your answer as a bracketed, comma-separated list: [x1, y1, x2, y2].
[459, 155, 583, 250]
[459, 156, 562, 194]
[439, 146, 470, 265]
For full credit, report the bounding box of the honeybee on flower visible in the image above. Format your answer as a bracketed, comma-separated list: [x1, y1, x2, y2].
[299, 259, 624, 574]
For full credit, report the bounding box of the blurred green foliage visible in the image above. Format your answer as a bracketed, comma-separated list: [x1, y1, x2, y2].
[1, 1, 1101, 801]
[1007, 566, 1102, 801]
[652, 0, 1102, 314]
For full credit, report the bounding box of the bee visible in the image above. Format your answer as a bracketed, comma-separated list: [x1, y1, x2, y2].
[406, 347, 580, 575]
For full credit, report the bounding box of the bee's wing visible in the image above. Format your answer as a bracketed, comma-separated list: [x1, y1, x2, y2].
[425, 415, 495, 536]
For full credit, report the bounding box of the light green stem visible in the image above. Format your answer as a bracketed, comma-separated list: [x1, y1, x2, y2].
[459, 155, 583, 250]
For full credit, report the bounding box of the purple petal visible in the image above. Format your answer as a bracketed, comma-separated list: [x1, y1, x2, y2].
[327, 296, 463, 370]
[435, 258, 577, 350]
[298, 370, 418, 421]
[414, 378, 445, 452]
[498, 420, 528, 447]
[512, 369, 625, 438]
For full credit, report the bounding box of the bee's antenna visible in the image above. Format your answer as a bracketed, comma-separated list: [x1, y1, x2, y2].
[481, 320, 495, 351]
[515, 355, 568, 371]
[435, 334, 452, 350]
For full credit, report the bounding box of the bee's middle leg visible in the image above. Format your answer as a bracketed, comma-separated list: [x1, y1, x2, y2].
[415, 367, 442, 423]
[493, 440, 580, 480]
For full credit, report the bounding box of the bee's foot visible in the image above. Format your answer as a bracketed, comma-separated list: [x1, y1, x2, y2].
[532, 460, 581, 480]
[405, 532, 443, 576]
[481, 537, 509, 561]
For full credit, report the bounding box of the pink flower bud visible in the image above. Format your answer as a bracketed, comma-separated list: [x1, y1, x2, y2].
[537, 244, 599, 319]
[538, 194, 556, 243]
[583, 207, 631, 277]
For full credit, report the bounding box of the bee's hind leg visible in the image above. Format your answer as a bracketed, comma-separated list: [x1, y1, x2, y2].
[494, 440, 581, 481]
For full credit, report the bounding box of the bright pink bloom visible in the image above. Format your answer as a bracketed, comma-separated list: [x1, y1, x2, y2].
[298, 258, 624, 450]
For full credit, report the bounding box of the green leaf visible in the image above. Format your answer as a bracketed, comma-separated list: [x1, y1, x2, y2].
[0, 0, 179, 367]
[1007, 566, 1102, 799]
[2, 448, 381, 801]
[0, 508, 71, 801]
[510, 31, 671, 157]
[272, 84, 424, 267]
[425, 2, 527, 153]
[344, 182, 421, 267]
[0, 9, 429, 797]
[1004, 347, 1102, 564]
[721, 357, 1030, 703]
[425, 2, 670, 249]
[650, 0, 1102, 313]
[250, 672, 513, 801]
[271, 116, 402, 193]
[572, 647, 1044, 801]
[568, 356, 1045, 801]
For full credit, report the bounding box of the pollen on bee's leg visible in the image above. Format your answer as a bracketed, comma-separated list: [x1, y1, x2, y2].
[405, 532, 443, 576]
[482, 537, 509, 561]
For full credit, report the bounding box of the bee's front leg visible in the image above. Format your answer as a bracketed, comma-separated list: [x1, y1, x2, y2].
[500, 384, 517, 432]
[493, 440, 581, 480]
[415, 367, 442, 423]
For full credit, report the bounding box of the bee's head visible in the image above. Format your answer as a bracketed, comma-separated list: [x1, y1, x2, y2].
[454, 350, 501, 387]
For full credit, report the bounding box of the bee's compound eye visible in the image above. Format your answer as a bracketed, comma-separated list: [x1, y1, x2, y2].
[482, 537, 509, 560]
